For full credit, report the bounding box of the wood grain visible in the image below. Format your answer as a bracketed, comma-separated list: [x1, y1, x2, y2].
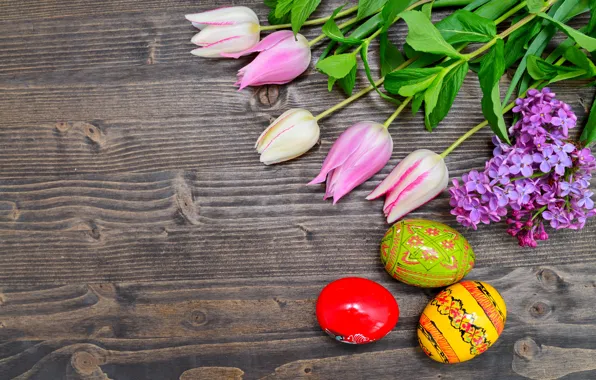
[0, 264, 595, 379]
[1, 0, 596, 378]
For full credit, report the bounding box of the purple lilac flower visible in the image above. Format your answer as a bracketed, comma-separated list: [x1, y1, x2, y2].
[448, 88, 595, 247]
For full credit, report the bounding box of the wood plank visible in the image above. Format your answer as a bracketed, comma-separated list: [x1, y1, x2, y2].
[0, 264, 594, 379]
[0, 169, 594, 284]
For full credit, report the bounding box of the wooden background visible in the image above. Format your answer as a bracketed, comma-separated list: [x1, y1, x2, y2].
[1, 0, 595, 378]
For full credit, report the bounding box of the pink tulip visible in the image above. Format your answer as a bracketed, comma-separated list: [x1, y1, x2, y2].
[309, 121, 393, 204]
[186, 6, 260, 58]
[367, 149, 449, 223]
[222, 30, 311, 89]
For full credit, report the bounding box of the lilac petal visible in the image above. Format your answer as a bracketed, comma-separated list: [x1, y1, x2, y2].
[521, 166, 533, 177]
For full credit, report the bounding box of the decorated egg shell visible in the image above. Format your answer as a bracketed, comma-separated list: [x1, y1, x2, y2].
[418, 280, 507, 363]
[380, 219, 475, 288]
[316, 277, 399, 344]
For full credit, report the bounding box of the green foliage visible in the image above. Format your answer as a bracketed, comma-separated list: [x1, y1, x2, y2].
[380, 32, 405, 77]
[425, 61, 468, 130]
[435, 9, 496, 44]
[526, 55, 586, 83]
[358, 0, 388, 20]
[316, 54, 357, 79]
[322, 6, 364, 44]
[527, 0, 546, 14]
[384, 67, 444, 96]
[401, 10, 464, 58]
[580, 94, 596, 145]
[538, 12, 596, 52]
[361, 41, 403, 104]
[478, 39, 509, 143]
[381, 0, 410, 33]
[291, 0, 322, 34]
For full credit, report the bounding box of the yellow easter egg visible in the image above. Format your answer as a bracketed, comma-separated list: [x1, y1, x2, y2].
[418, 281, 506, 363]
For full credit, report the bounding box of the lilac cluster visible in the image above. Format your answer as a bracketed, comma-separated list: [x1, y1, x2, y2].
[449, 88, 596, 247]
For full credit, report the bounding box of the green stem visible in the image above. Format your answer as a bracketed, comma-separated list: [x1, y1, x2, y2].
[511, 171, 550, 182]
[384, 97, 413, 128]
[440, 57, 569, 159]
[260, 5, 359, 31]
[532, 206, 547, 221]
[315, 78, 385, 121]
[308, 16, 361, 46]
[314, 56, 419, 121]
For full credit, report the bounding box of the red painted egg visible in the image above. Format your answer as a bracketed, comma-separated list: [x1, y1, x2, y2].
[316, 277, 399, 344]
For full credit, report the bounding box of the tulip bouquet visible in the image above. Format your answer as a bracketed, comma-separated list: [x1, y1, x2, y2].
[187, 0, 596, 247]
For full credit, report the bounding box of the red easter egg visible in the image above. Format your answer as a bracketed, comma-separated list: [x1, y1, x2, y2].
[316, 277, 399, 344]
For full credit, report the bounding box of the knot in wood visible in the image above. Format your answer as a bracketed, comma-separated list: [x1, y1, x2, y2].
[529, 301, 551, 319]
[56, 121, 73, 132]
[514, 337, 540, 361]
[71, 351, 100, 375]
[537, 268, 564, 289]
[257, 85, 279, 107]
[189, 310, 208, 326]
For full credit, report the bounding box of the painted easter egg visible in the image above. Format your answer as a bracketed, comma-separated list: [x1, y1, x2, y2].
[418, 281, 507, 363]
[380, 219, 475, 288]
[316, 277, 399, 344]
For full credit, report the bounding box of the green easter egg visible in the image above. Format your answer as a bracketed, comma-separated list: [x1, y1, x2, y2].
[380, 219, 475, 288]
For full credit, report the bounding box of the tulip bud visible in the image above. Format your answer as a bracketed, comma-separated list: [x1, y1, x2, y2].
[309, 122, 393, 204]
[223, 30, 311, 89]
[367, 149, 449, 223]
[256, 109, 320, 165]
[186, 6, 260, 58]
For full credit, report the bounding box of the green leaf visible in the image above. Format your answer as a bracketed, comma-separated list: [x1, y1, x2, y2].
[381, 0, 410, 33]
[538, 13, 596, 52]
[503, 0, 584, 104]
[474, 0, 520, 19]
[478, 38, 509, 143]
[322, 6, 364, 44]
[589, 2, 596, 34]
[401, 11, 465, 58]
[275, 0, 294, 18]
[384, 67, 444, 96]
[527, 0, 546, 13]
[336, 13, 384, 54]
[380, 32, 405, 77]
[549, 69, 589, 83]
[503, 19, 541, 69]
[337, 64, 358, 96]
[327, 76, 337, 92]
[425, 61, 468, 130]
[411, 92, 425, 114]
[563, 45, 596, 74]
[316, 54, 357, 79]
[580, 94, 596, 145]
[463, 0, 491, 11]
[361, 41, 402, 105]
[435, 9, 496, 44]
[422, 1, 434, 19]
[357, 0, 388, 20]
[424, 70, 446, 129]
[527, 55, 584, 80]
[291, 0, 322, 35]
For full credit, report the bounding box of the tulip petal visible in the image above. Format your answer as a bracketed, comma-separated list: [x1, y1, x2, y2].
[259, 119, 320, 165]
[330, 132, 393, 203]
[366, 149, 432, 200]
[186, 6, 259, 29]
[255, 109, 301, 152]
[236, 34, 311, 89]
[221, 30, 294, 58]
[308, 123, 371, 186]
[385, 167, 448, 223]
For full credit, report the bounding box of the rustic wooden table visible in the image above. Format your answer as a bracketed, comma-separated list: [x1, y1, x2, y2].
[1, 1, 595, 379]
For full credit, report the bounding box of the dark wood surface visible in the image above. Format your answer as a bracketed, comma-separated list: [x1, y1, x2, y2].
[1, 0, 595, 378]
